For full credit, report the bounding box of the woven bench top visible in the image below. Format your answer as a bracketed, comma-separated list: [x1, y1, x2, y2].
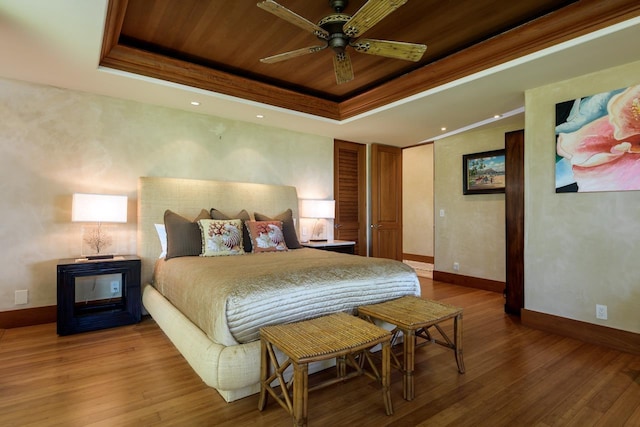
[358, 296, 463, 329]
[260, 312, 391, 363]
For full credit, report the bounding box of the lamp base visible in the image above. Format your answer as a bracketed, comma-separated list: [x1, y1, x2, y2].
[86, 254, 115, 260]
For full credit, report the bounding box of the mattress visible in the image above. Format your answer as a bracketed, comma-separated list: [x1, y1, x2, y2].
[153, 248, 420, 346]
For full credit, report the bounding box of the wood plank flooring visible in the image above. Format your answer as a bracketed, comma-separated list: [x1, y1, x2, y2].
[1, 278, 639, 426]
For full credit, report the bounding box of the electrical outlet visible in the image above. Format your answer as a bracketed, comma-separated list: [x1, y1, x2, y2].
[453, 262, 460, 271]
[110, 281, 121, 294]
[596, 304, 607, 320]
[439, 209, 445, 217]
[15, 290, 28, 305]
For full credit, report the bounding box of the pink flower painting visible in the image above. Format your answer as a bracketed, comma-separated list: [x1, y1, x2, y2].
[555, 85, 640, 192]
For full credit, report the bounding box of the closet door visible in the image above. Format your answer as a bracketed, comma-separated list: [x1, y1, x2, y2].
[334, 140, 366, 256]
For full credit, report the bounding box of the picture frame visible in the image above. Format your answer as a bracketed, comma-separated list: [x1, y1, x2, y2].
[462, 149, 506, 195]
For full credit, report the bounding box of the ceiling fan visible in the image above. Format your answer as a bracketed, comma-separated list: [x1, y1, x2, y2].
[257, 0, 427, 85]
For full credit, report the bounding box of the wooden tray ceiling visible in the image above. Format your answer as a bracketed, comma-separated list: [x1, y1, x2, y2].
[101, 0, 640, 120]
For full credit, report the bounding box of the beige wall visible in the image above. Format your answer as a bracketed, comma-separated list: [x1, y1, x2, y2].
[0, 78, 333, 312]
[525, 60, 640, 333]
[403, 144, 434, 257]
[434, 123, 523, 281]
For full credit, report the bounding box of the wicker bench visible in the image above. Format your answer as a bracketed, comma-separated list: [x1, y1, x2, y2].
[358, 296, 465, 401]
[258, 312, 393, 426]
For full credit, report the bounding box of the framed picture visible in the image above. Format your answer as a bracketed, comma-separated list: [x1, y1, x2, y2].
[462, 149, 506, 195]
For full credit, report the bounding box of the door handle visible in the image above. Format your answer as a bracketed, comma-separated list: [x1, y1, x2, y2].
[370, 224, 381, 229]
[334, 223, 342, 229]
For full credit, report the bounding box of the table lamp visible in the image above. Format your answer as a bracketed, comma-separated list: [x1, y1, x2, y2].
[72, 193, 127, 259]
[299, 199, 335, 242]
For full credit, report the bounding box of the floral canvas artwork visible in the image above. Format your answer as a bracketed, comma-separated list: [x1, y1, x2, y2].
[555, 84, 640, 193]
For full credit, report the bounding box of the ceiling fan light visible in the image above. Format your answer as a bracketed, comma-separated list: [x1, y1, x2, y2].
[328, 34, 348, 51]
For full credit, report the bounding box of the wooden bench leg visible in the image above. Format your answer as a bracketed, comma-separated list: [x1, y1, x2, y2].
[402, 328, 416, 401]
[454, 313, 465, 374]
[292, 362, 308, 427]
[381, 340, 394, 415]
[258, 338, 268, 410]
[337, 355, 346, 378]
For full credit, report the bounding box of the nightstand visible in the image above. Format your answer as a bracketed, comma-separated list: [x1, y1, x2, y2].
[301, 240, 356, 254]
[57, 255, 141, 335]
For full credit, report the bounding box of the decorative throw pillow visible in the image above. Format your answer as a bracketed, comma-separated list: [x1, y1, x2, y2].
[164, 209, 211, 260]
[254, 209, 302, 249]
[246, 221, 288, 253]
[210, 208, 252, 253]
[198, 219, 245, 256]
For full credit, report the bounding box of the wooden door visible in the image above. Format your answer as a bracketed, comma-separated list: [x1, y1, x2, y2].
[333, 140, 366, 256]
[371, 144, 403, 260]
[505, 130, 525, 315]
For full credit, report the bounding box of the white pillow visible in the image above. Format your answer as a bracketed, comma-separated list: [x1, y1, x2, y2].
[154, 223, 167, 258]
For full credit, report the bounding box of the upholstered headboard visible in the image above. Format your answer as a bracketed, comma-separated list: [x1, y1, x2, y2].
[137, 177, 299, 285]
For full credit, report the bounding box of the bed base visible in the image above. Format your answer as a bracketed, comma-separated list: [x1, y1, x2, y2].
[143, 284, 261, 401]
[143, 284, 336, 402]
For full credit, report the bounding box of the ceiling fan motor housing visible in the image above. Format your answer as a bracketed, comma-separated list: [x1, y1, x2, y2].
[318, 14, 351, 52]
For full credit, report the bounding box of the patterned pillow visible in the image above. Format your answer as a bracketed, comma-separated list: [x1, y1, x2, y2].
[198, 219, 245, 256]
[246, 221, 288, 253]
[210, 208, 253, 253]
[254, 209, 302, 249]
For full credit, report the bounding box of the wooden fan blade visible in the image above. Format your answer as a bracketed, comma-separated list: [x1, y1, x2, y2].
[344, 0, 408, 38]
[257, 0, 329, 39]
[333, 51, 354, 85]
[351, 38, 426, 61]
[260, 44, 328, 63]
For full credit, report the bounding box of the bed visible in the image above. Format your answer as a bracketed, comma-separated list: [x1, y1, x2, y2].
[138, 177, 420, 402]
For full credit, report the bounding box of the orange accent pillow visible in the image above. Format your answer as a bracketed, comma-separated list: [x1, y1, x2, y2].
[246, 221, 288, 253]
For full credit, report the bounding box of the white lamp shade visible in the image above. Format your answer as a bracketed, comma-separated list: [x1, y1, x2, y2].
[299, 199, 335, 219]
[72, 193, 128, 223]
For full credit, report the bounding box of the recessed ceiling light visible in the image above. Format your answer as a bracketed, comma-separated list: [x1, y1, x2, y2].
[441, 127, 447, 131]
[190, 101, 200, 106]
[256, 114, 264, 119]
[494, 114, 501, 119]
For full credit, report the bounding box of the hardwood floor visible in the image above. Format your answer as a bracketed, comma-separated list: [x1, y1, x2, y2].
[1, 278, 638, 426]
